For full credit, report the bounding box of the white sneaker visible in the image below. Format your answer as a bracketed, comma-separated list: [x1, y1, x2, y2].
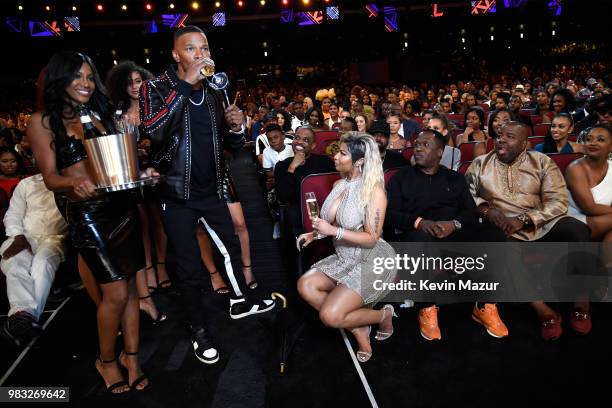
[272, 222, 281, 240]
[229, 297, 276, 320]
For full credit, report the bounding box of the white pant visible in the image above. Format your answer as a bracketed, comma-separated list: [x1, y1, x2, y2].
[0, 235, 65, 320]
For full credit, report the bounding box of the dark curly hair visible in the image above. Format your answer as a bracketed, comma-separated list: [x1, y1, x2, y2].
[105, 60, 153, 112]
[42, 51, 114, 148]
[550, 88, 577, 113]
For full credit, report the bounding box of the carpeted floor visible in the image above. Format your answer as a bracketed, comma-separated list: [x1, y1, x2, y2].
[1, 150, 610, 407]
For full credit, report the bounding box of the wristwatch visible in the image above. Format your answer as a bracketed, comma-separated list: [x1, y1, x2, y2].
[452, 220, 462, 230]
[516, 213, 532, 227]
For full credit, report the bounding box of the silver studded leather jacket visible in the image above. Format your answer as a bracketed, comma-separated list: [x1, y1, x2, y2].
[139, 65, 245, 200]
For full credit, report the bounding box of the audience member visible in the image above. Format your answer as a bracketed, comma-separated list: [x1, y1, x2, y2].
[466, 122, 592, 340]
[386, 130, 508, 340]
[369, 120, 409, 170]
[297, 132, 397, 363]
[1, 175, 67, 347]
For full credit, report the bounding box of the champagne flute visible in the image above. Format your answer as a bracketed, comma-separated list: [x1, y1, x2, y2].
[200, 58, 215, 78]
[305, 192, 324, 239]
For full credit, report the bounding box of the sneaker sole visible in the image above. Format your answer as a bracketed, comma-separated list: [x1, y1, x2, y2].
[230, 301, 276, 320]
[419, 330, 441, 341]
[471, 315, 508, 338]
[195, 352, 220, 365]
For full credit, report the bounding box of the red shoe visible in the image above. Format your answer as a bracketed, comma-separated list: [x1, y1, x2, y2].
[570, 310, 592, 335]
[541, 314, 562, 341]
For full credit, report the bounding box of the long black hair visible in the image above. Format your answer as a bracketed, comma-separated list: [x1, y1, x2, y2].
[305, 106, 324, 128]
[42, 51, 114, 147]
[273, 109, 292, 132]
[487, 109, 516, 139]
[542, 112, 574, 153]
[105, 60, 153, 112]
[549, 88, 577, 113]
[464, 106, 486, 130]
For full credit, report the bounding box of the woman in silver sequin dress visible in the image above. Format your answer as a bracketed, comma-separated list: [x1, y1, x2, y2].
[297, 132, 398, 363]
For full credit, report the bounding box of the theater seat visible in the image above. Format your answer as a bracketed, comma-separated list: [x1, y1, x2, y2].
[448, 114, 465, 129]
[384, 168, 400, 185]
[548, 152, 584, 174]
[458, 141, 482, 163]
[298, 172, 341, 276]
[486, 137, 495, 152]
[300, 172, 341, 233]
[450, 129, 463, 145]
[312, 131, 340, 155]
[402, 147, 414, 162]
[533, 123, 551, 136]
[458, 161, 473, 174]
[318, 139, 340, 157]
[528, 136, 546, 149]
[530, 115, 543, 126]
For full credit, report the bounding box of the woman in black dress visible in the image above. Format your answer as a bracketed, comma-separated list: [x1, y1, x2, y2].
[28, 51, 151, 393]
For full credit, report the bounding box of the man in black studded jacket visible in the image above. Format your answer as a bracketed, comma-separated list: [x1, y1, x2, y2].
[140, 25, 275, 365]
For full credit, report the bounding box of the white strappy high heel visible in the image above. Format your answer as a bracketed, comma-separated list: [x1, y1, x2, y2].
[351, 326, 372, 363]
[375, 304, 398, 341]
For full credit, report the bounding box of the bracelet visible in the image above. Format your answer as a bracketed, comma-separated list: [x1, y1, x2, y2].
[516, 213, 532, 227]
[414, 217, 423, 230]
[335, 227, 344, 241]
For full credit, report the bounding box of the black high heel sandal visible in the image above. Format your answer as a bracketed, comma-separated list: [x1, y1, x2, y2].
[243, 265, 258, 290]
[156, 262, 173, 291]
[119, 351, 150, 391]
[96, 356, 129, 395]
[145, 265, 158, 294]
[210, 270, 230, 295]
[139, 295, 167, 325]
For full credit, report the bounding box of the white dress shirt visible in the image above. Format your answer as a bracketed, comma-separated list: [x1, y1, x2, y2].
[4, 174, 68, 238]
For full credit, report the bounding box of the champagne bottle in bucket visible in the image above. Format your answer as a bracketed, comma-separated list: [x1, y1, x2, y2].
[77, 105, 104, 139]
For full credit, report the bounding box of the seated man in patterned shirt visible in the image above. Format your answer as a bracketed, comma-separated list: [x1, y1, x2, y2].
[465, 122, 592, 341]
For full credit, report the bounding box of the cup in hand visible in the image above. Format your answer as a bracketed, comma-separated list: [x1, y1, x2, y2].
[200, 58, 215, 77]
[305, 192, 324, 239]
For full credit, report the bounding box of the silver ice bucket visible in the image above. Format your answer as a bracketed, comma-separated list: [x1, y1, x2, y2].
[83, 132, 146, 192]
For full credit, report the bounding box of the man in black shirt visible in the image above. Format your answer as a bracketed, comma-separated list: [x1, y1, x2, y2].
[140, 26, 275, 365]
[369, 120, 408, 171]
[385, 130, 507, 342]
[274, 126, 335, 233]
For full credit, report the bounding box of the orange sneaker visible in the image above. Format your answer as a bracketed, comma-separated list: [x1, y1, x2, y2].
[472, 303, 509, 338]
[418, 306, 441, 340]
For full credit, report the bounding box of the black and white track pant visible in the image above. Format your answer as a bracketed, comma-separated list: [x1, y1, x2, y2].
[161, 195, 246, 330]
